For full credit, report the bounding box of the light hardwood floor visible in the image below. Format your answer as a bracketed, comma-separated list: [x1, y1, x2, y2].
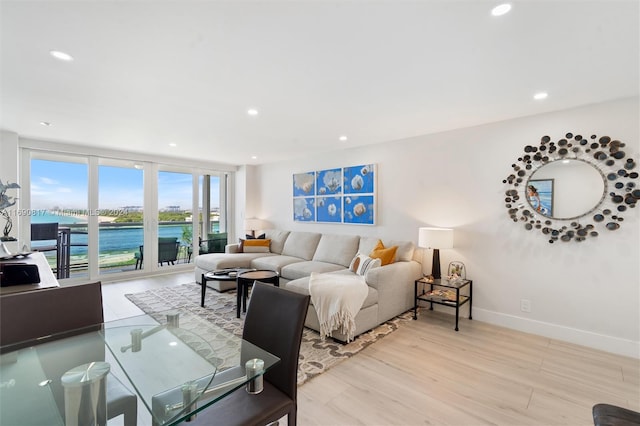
[102, 272, 640, 426]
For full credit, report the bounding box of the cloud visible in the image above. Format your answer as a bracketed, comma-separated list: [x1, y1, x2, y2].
[40, 177, 59, 185]
[57, 187, 73, 193]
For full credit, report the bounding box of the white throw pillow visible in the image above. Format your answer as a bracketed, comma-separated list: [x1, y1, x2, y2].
[349, 253, 381, 276]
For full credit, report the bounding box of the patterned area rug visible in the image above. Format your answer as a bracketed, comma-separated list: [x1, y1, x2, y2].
[126, 282, 411, 385]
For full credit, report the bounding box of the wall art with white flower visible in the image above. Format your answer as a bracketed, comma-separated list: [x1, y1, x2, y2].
[292, 164, 375, 225]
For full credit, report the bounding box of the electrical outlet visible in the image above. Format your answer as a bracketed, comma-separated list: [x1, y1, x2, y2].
[520, 299, 531, 313]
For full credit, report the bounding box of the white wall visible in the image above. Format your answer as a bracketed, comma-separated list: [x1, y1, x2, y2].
[251, 97, 640, 358]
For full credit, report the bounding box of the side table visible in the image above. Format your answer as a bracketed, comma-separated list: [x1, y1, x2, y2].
[413, 277, 473, 331]
[236, 270, 279, 318]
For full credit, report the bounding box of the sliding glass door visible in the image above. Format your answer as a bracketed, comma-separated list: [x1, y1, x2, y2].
[25, 150, 229, 281]
[98, 162, 144, 275]
[30, 157, 89, 279]
[157, 170, 194, 269]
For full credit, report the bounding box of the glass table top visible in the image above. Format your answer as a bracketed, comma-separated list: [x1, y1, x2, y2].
[0, 310, 279, 425]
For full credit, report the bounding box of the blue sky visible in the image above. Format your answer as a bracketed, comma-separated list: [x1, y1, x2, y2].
[31, 159, 219, 210]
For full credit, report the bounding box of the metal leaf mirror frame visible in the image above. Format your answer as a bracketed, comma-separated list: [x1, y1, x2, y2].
[503, 132, 639, 243]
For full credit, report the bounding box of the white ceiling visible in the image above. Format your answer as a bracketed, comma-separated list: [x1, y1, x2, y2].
[1, 1, 638, 166]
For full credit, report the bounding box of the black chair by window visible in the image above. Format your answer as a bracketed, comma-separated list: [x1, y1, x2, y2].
[134, 245, 144, 269]
[31, 222, 61, 276]
[133, 238, 181, 269]
[0, 282, 138, 426]
[158, 237, 180, 266]
[189, 282, 310, 426]
[198, 232, 228, 254]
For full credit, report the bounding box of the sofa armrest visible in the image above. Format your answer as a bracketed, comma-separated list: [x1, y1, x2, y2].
[365, 260, 422, 322]
[225, 243, 240, 253]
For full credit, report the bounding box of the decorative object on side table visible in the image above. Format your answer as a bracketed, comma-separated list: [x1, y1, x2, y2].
[418, 227, 454, 279]
[0, 179, 20, 241]
[446, 261, 466, 284]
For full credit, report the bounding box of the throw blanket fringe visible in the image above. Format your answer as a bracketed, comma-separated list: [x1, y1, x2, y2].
[309, 272, 368, 342]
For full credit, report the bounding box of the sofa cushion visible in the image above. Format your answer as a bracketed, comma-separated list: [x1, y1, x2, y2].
[281, 261, 346, 281]
[312, 234, 360, 267]
[386, 240, 415, 262]
[264, 230, 290, 254]
[281, 231, 322, 260]
[285, 275, 378, 309]
[250, 255, 304, 274]
[195, 252, 275, 270]
[358, 237, 381, 257]
[359, 237, 414, 262]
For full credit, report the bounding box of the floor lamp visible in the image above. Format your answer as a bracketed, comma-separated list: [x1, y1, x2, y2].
[418, 227, 454, 279]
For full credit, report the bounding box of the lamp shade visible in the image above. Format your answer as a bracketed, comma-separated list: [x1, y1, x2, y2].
[244, 218, 264, 231]
[418, 227, 454, 249]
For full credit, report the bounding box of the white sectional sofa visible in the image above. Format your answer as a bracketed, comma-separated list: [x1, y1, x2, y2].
[194, 230, 422, 341]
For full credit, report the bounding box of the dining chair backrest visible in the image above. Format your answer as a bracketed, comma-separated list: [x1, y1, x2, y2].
[241, 282, 310, 400]
[0, 281, 138, 426]
[0, 281, 104, 350]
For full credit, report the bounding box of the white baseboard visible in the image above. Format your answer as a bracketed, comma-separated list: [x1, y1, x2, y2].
[472, 308, 639, 359]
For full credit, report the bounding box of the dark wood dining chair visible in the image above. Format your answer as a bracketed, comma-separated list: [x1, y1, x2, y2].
[0, 282, 138, 426]
[593, 403, 640, 425]
[189, 281, 310, 426]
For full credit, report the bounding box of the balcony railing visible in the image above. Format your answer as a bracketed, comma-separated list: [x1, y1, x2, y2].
[32, 221, 218, 278]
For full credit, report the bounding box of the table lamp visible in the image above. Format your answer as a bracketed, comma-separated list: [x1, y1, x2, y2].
[244, 218, 264, 237]
[418, 227, 454, 279]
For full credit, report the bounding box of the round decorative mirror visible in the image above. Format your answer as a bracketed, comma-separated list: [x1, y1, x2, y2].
[503, 132, 639, 243]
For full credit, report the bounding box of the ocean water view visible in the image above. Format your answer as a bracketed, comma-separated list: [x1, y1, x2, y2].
[30, 212, 220, 271]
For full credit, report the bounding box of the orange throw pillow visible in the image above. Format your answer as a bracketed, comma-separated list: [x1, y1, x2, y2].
[241, 239, 271, 253]
[369, 240, 398, 266]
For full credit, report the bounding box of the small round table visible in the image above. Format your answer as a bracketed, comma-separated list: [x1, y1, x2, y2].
[236, 270, 279, 318]
[201, 268, 253, 307]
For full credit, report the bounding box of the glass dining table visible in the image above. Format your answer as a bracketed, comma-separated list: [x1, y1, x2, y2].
[0, 310, 279, 425]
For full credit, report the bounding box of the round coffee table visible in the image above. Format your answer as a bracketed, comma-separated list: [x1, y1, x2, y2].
[236, 270, 279, 318]
[201, 268, 253, 307]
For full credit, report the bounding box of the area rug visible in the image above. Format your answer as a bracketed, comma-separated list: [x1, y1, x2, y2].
[125, 283, 411, 385]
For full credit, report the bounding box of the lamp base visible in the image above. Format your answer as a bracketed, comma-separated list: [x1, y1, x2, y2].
[431, 249, 442, 279]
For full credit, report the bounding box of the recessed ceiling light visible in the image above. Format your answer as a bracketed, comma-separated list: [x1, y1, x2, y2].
[169, 143, 177, 147]
[40, 121, 51, 126]
[49, 50, 74, 61]
[533, 92, 548, 100]
[247, 109, 259, 116]
[339, 135, 348, 142]
[251, 155, 258, 160]
[491, 3, 512, 16]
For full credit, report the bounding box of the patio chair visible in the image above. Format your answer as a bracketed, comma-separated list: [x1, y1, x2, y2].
[199, 232, 228, 254]
[134, 245, 143, 269]
[158, 237, 180, 266]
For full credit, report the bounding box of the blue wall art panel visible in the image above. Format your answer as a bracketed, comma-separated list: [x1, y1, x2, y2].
[344, 164, 374, 194]
[293, 164, 375, 225]
[293, 197, 315, 222]
[316, 168, 342, 195]
[316, 196, 342, 223]
[343, 195, 375, 225]
[293, 172, 315, 197]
